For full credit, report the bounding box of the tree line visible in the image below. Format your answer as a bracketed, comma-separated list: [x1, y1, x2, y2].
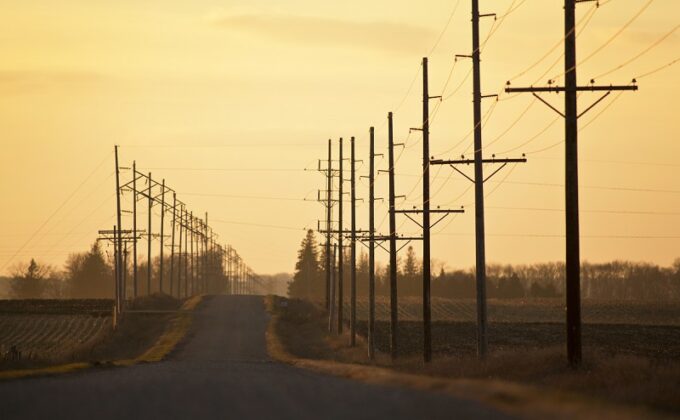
[289, 230, 680, 301]
[3, 241, 227, 299]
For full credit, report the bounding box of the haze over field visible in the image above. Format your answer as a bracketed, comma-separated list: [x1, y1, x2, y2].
[1, 0, 679, 274]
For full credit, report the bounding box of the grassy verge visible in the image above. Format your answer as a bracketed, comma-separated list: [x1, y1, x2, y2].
[264, 295, 678, 420]
[0, 295, 203, 380]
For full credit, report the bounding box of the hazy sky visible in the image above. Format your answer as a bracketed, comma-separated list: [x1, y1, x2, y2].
[1, 0, 679, 275]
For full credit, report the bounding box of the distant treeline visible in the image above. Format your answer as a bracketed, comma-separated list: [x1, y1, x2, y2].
[288, 230, 680, 301]
[3, 241, 226, 299]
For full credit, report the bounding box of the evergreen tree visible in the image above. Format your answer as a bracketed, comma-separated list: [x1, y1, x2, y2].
[288, 230, 323, 300]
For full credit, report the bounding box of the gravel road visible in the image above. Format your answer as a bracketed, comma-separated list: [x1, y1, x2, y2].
[0, 295, 509, 419]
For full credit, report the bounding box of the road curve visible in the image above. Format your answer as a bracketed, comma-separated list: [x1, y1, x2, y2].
[0, 295, 509, 419]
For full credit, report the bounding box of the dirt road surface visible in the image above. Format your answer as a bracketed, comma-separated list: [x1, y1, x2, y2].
[0, 296, 509, 419]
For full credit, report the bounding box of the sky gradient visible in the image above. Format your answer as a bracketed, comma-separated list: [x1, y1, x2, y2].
[1, 0, 679, 274]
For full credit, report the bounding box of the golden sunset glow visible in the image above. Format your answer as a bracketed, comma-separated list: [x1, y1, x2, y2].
[1, 0, 679, 274]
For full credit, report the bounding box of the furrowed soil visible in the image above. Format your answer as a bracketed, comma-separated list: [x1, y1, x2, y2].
[269, 296, 680, 415]
[0, 294, 183, 371]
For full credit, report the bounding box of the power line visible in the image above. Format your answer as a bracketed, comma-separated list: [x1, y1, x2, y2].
[211, 219, 306, 231]
[593, 23, 680, 80]
[180, 192, 309, 201]
[0, 152, 112, 273]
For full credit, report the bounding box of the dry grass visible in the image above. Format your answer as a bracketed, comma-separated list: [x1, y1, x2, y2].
[266, 295, 680, 418]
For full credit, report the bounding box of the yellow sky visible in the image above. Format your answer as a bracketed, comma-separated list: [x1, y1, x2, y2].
[1, 0, 679, 274]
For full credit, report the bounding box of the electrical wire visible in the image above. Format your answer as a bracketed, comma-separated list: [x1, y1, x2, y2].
[634, 56, 680, 79]
[593, 23, 679, 80]
[0, 152, 112, 273]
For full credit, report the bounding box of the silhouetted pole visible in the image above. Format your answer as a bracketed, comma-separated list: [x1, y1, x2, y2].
[205, 213, 209, 293]
[132, 161, 138, 299]
[177, 204, 184, 298]
[113, 224, 119, 315]
[326, 139, 332, 310]
[123, 243, 128, 303]
[114, 146, 122, 314]
[471, 0, 489, 359]
[504, 0, 637, 367]
[147, 172, 153, 296]
[421, 57, 433, 363]
[190, 212, 194, 296]
[169, 192, 176, 296]
[159, 179, 166, 294]
[388, 112, 398, 359]
[350, 136, 357, 346]
[368, 127, 376, 360]
[564, 0, 581, 366]
[329, 244, 337, 332]
[338, 137, 344, 334]
[184, 210, 189, 298]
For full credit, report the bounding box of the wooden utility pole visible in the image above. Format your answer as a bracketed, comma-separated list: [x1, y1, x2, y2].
[184, 209, 189, 298]
[114, 146, 123, 314]
[159, 179, 166, 294]
[421, 57, 433, 363]
[132, 161, 138, 299]
[472, 0, 489, 359]
[190, 212, 194, 296]
[177, 204, 184, 298]
[169, 192, 176, 296]
[113, 224, 119, 315]
[505, 0, 638, 366]
[367, 127, 376, 360]
[147, 172, 153, 295]
[350, 136, 357, 346]
[326, 140, 332, 310]
[387, 112, 399, 359]
[338, 137, 344, 333]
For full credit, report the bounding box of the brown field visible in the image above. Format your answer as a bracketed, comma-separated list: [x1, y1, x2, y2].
[347, 298, 680, 360]
[272, 297, 680, 414]
[0, 300, 112, 362]
[350, 297, 680, 325]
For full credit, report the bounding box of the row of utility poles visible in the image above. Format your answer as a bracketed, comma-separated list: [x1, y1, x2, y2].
[104, 146, 256, 319]
[315, 0, 638, 367]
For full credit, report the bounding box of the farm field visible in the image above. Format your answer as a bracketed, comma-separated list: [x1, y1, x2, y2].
[0, 299, 113, 363]
[348, 297, 680, 325]
[346, 298, 680, 360]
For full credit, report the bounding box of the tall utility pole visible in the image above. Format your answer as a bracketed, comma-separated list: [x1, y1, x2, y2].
[169, 192, 177, 297]
[113, 225, 119, 315]
[326, 140, 332, 310]
[184, 209, 189, 298]
[132, 161, 138, 299]
[190, 212, 194, 296]
[159, 179, 166, 294]
[205, 213, 209, 293]
[506, 0, 637, 367]
[403, 58, 463, 362]
[431, 3, 525, 360]
[472, 0, 489, 359]
[114, 146, 122, 314]
[367, 127, 376, 360]
[177, 204, 184, 298]
[387, 112, 398, 359]
[337, 137, 344, 333]
[421, 57, 433, 363]
[349, 136, 357, 346]
[147, 172, 153, 295]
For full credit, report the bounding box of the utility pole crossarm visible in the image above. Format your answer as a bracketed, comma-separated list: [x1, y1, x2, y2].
[431, 157, 527, 165]
[505, 85, 638, 93]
